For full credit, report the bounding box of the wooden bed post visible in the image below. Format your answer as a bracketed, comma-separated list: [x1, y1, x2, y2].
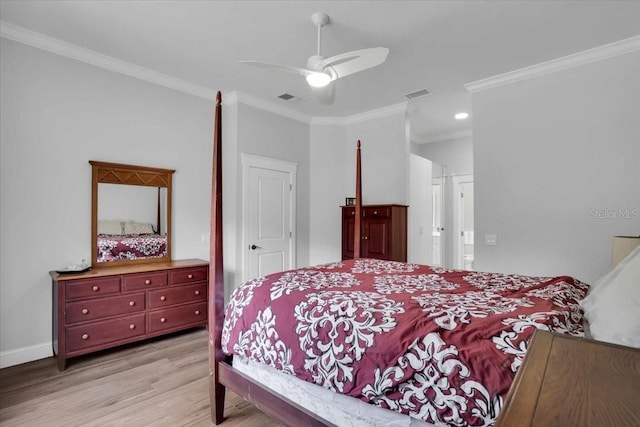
[156, 187, 161, 235]
[208, 91, 226, 424]
[354, 140, 362, 259]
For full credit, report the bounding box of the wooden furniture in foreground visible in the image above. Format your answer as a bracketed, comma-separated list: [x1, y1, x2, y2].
[341, 204, 407, 261]
[496, 329, 640, 427]
[51, 259, 208, 371]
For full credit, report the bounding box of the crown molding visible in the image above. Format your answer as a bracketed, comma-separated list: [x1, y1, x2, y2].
[346, 101, 408, 125]
[1, 21, 218, 100]
[311, 101, 408, 126]
[226, 91, 312, 124]
[413, 129, 472, 144]
[310, 116, 348, 126]
[465, 35, 640, 93]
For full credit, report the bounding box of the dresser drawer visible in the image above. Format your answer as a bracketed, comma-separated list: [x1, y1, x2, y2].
[148, 283, 207, 309]
[363, 207, 390, 218]
[66, 277, 121, 299]
[343, 207, 356, 218]
[66, 293, 145, 324]
[123, 272, 167, 291]
[66, 314, 146, 353]
[149, 302, 207, 333]
[169, 266, 208, 285]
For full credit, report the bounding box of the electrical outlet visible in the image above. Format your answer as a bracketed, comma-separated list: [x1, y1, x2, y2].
[485, 234, 497, 246]
[201, 233, 210, 242]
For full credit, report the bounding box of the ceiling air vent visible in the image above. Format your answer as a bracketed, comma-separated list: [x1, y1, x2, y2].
[277, 93, 304, 104]
[405, 89, 430, 100]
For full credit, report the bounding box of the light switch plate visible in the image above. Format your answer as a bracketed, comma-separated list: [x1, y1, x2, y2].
[485, 234, 497, 246]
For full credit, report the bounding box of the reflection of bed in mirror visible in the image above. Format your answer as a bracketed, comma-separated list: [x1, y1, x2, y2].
[96, 183, 168, 261]
[97, 221, 167, 262]
[89, 161, 175, 267]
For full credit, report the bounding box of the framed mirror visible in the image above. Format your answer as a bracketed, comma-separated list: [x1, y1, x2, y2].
[90, 161, 175, 268]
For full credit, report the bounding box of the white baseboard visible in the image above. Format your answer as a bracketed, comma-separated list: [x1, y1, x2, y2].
[0, 342, 53, 368]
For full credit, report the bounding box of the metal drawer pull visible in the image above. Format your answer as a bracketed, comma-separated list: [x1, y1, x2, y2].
[374, 210, 378, 215]
[194, 290, 200, 295]
[81, 308, 89, 315]
[129, 324, 135, 330]
[92, 285, 99, 291]
[82, 333, 89, 340]
[129, 301, 135, 306]
[160, 296, 166, 301]
[195, 310, 201, 315]
[188, 274, 193, 279]
[145, 279, 151, 285]
[160, 317, 166, 323]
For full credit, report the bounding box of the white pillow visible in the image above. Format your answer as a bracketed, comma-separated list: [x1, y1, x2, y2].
[98, 220, 123, 235]
[124, 221, 155, 234]
[580, 245, 640, 348]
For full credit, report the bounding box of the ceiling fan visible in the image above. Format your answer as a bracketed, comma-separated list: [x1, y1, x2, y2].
[239, 12, 389, 105]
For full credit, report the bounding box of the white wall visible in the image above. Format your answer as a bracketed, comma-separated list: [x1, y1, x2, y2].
[0, 39, 214, 367]
[408, 154, 432, 264]
[473, 51, 640, 284]
[413, 135, 473, 176]
[307, 109, 409, 265]
[309, 124, 348, 264]
[98, 184, 159, 227]
[346, 111, 409, 204]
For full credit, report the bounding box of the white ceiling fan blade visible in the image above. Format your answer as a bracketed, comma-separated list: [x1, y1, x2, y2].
[239, 60, 314, 77]
[311, 81, 336, 105]
[321, 47, 389, 79]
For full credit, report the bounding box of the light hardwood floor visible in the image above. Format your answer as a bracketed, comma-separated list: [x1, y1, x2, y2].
[0, 329, 282, 427]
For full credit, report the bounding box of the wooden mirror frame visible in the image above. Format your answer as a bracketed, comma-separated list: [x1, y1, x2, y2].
[90, 160, 175, 268]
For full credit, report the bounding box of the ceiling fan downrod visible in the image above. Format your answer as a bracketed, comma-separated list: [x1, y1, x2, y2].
[311, 12, 329, 57]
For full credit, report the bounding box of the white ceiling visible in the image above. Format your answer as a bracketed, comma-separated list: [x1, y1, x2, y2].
[1, 1, 639, 141]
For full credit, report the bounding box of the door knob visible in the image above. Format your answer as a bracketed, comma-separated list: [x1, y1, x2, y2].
[250, 244, 261, 250]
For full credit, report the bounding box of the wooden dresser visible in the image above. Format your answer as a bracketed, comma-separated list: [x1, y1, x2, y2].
[497, 329, 640, 427]
[50, 259, 208, 370]
[341, 204, 408, 261]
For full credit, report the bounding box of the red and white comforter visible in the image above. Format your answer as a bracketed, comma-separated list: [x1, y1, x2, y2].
[222, 259, 588, 426]
[97, 233, 167, 262]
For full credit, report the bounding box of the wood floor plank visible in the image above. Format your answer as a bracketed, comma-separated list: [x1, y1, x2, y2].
[0, 329, 280, 427]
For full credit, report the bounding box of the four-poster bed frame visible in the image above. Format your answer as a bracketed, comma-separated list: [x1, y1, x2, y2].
[208, 92, 604, 426]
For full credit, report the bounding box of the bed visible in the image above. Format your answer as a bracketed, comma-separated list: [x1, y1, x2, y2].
[206, 93, 590, 426]
[96, 220, 166, 262]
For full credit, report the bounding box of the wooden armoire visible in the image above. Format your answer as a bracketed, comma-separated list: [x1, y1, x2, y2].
[341, 204, 408, 262]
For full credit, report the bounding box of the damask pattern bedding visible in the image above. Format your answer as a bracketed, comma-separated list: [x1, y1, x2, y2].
[97, 233, 167, 261]
[222, 258, 588, 426]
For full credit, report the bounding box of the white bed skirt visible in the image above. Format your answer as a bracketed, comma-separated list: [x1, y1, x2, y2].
[233, 356, 435, 427]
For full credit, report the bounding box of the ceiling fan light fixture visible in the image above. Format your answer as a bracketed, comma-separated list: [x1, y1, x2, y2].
[306, 72, 331, 88]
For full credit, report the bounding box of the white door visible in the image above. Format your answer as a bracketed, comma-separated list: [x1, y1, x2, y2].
[242, 154, 297, 280]
[431, 163, 446, 267]
[453, 175, 474, 270]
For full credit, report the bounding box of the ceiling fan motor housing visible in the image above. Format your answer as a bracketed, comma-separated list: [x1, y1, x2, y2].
[306, 55, 325, 71]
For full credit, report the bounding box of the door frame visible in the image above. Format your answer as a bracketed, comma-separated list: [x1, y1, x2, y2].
[241, 153, 297, 282]
[452, 174, 474, 270]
